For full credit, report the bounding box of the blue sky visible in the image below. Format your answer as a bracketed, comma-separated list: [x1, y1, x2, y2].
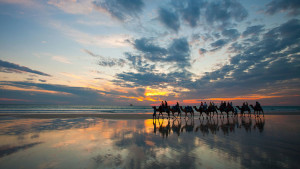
[0, 0, 299, 105]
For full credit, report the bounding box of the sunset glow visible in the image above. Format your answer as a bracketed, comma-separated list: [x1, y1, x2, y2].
[0, 0, 299, 105]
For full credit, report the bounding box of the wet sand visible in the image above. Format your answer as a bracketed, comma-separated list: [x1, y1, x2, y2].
[0, 111, 299, 119]
[0, 113, 153, 119]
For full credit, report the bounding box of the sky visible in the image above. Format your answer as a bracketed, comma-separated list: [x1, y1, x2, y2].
[0, 0, 299, 106]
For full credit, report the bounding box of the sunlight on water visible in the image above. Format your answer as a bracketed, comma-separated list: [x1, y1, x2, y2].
[0, 115, 299, 169]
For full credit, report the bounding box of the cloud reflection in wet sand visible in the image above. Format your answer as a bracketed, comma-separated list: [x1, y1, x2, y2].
[0, 115, 299, 169]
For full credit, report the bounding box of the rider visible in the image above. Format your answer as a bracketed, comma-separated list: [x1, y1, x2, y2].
[161, 101, 165, 108]
[256, 101, 261, 109]
[176, 102, 179, 109]
[204, 102, 208, 111]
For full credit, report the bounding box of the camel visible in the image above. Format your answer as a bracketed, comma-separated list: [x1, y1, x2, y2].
[168, 106, 181, 117]
[216, 105, 235, 117]
[152, 106, 170, 118]
[236, 105, 251, 116]
[193, 105, 218, 117]
[250, 105, 264, 116]
[193, 106, 209, 117]
[179, 106, 194, 117]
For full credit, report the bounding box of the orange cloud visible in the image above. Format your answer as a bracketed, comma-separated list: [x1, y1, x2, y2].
[144, 87, 168, 96]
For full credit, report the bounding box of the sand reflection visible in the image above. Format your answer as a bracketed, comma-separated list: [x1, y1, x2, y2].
[0, 115, 299, 169]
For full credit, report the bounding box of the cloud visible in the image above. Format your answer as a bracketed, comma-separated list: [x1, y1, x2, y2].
[204, 0, 248, 26]
[52, 56, 72, 64]
[0, 59, 50, 76]
[83, 49, 126, 67]
[98, 59, 126, 67]
[157, 0, 247, 33]
[222, 29, 240, 39]
[133, 38, 168, 61]
[199, 48, 207, 55]
[265, 0, 300, 16]
[190, 19, 300, 100]
[50, 21, 130, 48]
[48, 0, 93, 14]
[210, 39, 229, 51]
[113, 19, 300, 105]
[0, 0, 43, 9]
[158, 7, 180, 32]
[172, 0, 205, 27]
[125, 53, 155, 73]
[132, 37, 190, 68]
[242, 25, 265, 37]
[93, 0, 144, 21]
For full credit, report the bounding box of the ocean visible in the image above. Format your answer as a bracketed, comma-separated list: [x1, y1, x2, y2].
[0, 104, 299, 114]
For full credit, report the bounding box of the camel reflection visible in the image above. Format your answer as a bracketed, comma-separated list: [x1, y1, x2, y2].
[153, 116, 265, 138]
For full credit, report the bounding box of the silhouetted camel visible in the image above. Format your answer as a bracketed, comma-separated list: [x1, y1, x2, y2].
[193, 106, 209, 117]
[236, 105, 251, 116]
[179, 106, 194, 117]
[250, 105, 264, 116]
[216, 105, 235, 117]
[152, 106, 170, 118]
[168, 106, 181, 117]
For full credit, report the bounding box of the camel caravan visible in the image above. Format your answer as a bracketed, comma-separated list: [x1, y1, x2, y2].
[152, 100, 264, 118]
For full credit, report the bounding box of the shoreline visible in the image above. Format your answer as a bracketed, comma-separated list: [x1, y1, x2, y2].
[0, 112, 299, 119]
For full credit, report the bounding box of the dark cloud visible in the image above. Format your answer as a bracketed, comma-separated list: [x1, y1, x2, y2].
[205, 0, 248, 26]
[132, 37, 191, 68]
[265, 0, 300, 16]
[228, 42, 243, 53]
[113, 72, 170, 87]
[93, 0, 144, 21]
[222, 29, 240, 39]
[199, 48, 207, 55]
[113, 70, 193, 88]
[167, 38, 190, 67]
[38, 79, 47, 82]
[171, 0, 206, 27]
[210, 39, 229, 51]
[133, 38, 167, 61]
[0, 59, 50, 76]
[98, 58, 126, 67]
[125, 53, 155, 73]
[165, 0, 247, 30]
[158, 7, 180, 32]
[242, 25, 265, 37]
[83, 49, 126, 67]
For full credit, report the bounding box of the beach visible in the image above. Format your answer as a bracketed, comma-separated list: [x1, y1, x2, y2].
[0, 111, 299, 169]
